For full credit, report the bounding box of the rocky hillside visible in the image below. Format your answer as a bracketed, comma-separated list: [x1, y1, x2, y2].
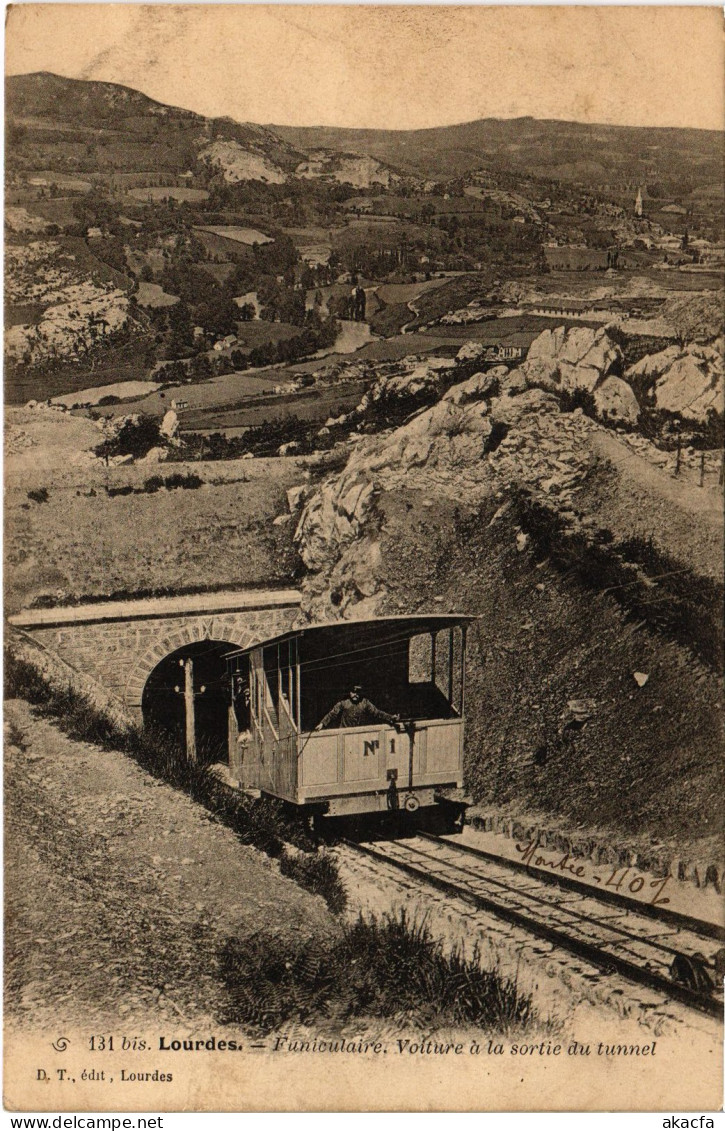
[5, 239, 136, 367]
[6, 72, 402, 189]
[295, 150, 400, 189]
[286, 331, 723, 853]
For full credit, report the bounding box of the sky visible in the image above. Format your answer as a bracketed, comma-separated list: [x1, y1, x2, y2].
[5, 4, 724, 132]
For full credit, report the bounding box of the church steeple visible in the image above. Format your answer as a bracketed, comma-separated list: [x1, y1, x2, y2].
[634, 187, 643, 218]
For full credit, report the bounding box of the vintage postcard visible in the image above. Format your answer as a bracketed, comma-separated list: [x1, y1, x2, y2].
[4, 4, 724, 1114]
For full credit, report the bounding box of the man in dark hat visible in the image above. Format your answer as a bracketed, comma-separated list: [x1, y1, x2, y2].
[315, 685, 399, 730]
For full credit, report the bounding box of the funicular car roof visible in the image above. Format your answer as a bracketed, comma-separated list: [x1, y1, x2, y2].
[225, 614, 476, 661]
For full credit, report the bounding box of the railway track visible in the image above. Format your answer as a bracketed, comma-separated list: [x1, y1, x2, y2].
[342, 831, 725, 1019]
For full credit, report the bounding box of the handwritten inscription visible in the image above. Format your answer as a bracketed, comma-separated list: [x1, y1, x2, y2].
[515, 838, 671, 906]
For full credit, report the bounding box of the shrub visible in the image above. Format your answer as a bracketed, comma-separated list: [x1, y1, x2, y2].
[95, 415, 164, 460]
[558, 387, 597, 420]
[279, 849, 347, 914]
[219, 908, 540, 1034]
[27, 487, 49, 504]
[161, 472, 203, 491]
[106, 473, 204, 498]
[483, 420, 509, 455]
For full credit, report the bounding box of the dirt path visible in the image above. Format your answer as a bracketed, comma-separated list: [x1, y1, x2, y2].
[4, 699, 335, 1035]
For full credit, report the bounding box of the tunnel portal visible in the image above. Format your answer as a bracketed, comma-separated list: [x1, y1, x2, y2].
[142, 640, 236, 764]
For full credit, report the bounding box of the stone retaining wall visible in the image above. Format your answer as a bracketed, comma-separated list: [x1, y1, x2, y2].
[468, 807, 722, 894]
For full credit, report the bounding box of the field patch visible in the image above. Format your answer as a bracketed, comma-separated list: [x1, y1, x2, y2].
[23, 170, 92, 192]
[24, 197, 79, 228]
[196, 225, 273, 246]
[90, 370, 288, 418]
[375, 276, 463, 306]
[179, 381, 367, 431]
[51, 380, 163, 408]
[125, 186, 210, 203]
[332, 218, 444, 251]
[135, 281, 180, 308]
[235, 321, 301, 348]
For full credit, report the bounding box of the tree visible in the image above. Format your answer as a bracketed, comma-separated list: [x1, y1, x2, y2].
[190, 354, 213, 381]
[96, 415, 163, 460]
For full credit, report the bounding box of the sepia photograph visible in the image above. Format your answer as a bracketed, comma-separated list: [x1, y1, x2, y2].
[3, 4, 724, 1115]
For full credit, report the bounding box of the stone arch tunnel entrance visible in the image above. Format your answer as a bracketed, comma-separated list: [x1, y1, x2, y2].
[142, 640, 237, 764]
[8, 587, 301, 726]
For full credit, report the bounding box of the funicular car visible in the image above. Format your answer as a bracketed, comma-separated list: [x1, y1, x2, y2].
[225, 615, 473, 825]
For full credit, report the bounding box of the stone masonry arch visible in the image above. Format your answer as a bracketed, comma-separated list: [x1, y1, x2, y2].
[9, 589, 301, 724]
[125, 619, 251, 713]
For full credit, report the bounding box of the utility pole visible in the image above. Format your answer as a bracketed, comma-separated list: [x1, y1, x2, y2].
[184, 658, 196, 763]
[175, 658, 206, 763]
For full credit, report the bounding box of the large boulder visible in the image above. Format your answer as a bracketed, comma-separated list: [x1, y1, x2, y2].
[159, 409, 179, 444]
[372, 357, 455, 402]
[455, 341, 487, 363]
[593, 377, 640, 425]
[521, 326, 567, 388]
[286, 484, 311, 512]
[443, 370, 501, 405]
[523, 326, 622, 394]
[137, 445, 168, 465]
[626, 342, 723, 422]
[625, 345, 681, 384]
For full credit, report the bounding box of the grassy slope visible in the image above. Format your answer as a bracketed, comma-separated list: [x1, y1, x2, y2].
[4, 697, 335, 1032]
[5, 691, 541, 1040]
[4, 457, 302, 612]
[372, 488, 722, 856]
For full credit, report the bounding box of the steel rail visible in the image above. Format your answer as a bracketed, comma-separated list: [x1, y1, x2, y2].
[341, 836, 724, 1019]
[417, 830, 725, 942]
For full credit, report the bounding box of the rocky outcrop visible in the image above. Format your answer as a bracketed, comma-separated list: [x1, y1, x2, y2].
[443, 366, 508, 405]
[328, 354, 458, 431]
[626, 341, 723, 422]
[362, 356, 456, 406]
[295, 476, 377, 572]
[522, 326, 622, 395]
[455, 341, 488, 362]
[295, 363, 596, 619]
[199, 140, 286, 184]
[295, 150, 399, 189]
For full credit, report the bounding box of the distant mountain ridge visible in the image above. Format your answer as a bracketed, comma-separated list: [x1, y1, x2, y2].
[271, 117, 724, 187]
